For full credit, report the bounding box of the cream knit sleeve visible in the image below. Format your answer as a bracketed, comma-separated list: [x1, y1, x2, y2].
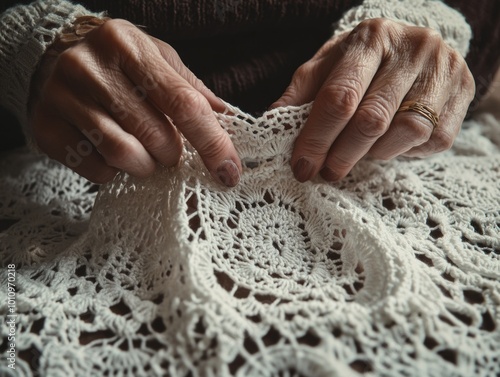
[333, 0, 472, 57]
[0, 0, 97, 138]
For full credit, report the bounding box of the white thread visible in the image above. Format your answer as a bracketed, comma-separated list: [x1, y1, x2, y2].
[1, 103, 498, 376]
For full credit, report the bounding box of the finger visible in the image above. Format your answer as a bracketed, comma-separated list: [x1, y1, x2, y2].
[291, 36, 383, 182]
[403, 62, 475, 157]
[402, 90, 469, 157]
[319, 63, 420, 181]
[144, 70, 241, 186]
[270, 34, 348, 109]
[73, 105, 159, 177]
[369, 79, 451, 161]
[270, 54, 339, 109]
[93, 72, 184, 169]
[45, 80, 158, 177]
[32, 111, 118, 184]
[149, 36, 226, 113]
[106, 20, 241, 186]
[368, 101, 440, 161]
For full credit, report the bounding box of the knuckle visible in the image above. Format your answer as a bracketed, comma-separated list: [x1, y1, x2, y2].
[462, 69, 476, 101]
[96, 19, 130, 43]
[277, 90, 298, 107]
[279, 63, 317, 104]
[196, 132, 231, 160]
[291, 61, 323, 92]
[354, 104, 392, 139]
[425, 29, 443, 45]
[405, 28, 443, 55]
[447, 47, 461, 63]
[445, 48, 465, 76]
[288, 68, 308, 93]
[103, 136, 138, 168]
[55, 48, 88, 78]
[168, 88, 208, 123]
[327, 153, 353, 172]
[367, 18, 392, 32]
[350, 18, 394, 47]
[54, 48, 104, 89]
[431, 130, 454, 152]
[317, 83, 361, 122]
[355, 18, 391, 37]
[300, 136, 332, 156]
[415, 28, 443, 47]
[98, 20, 149, 68]
[293, 62, 313, 82]
[354, 118, 388, 141]
[402, 118, 433, 144]
[133, 118, 166, 147]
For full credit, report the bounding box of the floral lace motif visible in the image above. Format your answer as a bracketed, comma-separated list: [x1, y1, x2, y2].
[1, 103, 499, 377]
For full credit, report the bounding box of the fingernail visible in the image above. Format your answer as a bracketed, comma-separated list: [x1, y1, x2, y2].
[293, 157, 315, 182]
[216, 160, 240, 187]
[320, 167, 340, 182]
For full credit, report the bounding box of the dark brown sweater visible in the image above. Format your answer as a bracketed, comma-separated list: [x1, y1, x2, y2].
[72, 0, 500, 113]
[1, 0, 499, 150]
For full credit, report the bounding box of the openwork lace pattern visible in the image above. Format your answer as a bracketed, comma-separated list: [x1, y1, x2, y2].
[0, 103, 499, 377]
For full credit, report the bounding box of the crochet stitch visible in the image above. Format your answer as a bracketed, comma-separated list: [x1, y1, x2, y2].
[0, 102, 499, 376]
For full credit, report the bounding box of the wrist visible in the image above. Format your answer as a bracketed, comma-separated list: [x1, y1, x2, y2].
[29, 16, 111, 115]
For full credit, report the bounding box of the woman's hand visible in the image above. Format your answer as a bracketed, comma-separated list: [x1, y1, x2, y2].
[272, 18, 475, 182]
[30, 18, 241, 186]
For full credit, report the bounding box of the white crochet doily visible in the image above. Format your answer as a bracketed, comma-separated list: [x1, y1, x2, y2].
[0, 103, 499, 377]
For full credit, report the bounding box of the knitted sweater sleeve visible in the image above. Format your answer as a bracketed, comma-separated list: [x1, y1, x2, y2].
[333, 0, 472, 57]
[0, 0, 97, 139]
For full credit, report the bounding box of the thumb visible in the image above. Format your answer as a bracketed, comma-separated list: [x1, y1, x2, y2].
[269, 32, 350, 110]
[269, 59, 331, 110]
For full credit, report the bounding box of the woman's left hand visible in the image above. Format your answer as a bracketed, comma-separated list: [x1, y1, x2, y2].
[272, 18, 475, 182]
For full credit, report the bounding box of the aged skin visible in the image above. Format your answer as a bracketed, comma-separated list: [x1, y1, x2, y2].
[30, 18, 474, 185]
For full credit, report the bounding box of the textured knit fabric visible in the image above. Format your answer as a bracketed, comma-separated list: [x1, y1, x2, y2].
[0, 0, 100, 143]
[1, 2, 500, 376]
[333, 0, 471, 55]
[1, 100, 499, 376]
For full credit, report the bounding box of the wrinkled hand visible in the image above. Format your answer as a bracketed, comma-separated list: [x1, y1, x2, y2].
[272, 18, 475, 182]
[30, 19, 241, 186]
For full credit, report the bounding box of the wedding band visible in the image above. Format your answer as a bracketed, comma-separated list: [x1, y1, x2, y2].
[397, 101, 440, 130]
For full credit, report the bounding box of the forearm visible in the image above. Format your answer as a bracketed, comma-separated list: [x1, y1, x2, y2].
[0, 0, 96, 139]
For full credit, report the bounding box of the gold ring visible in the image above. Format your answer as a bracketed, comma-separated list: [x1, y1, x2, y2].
[397, 101, 440, 130]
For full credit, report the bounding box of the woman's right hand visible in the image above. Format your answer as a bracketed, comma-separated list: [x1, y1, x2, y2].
[29, 18, 241, 186]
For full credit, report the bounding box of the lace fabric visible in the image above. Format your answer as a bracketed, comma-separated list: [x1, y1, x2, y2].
[0, 103, 499, 377]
